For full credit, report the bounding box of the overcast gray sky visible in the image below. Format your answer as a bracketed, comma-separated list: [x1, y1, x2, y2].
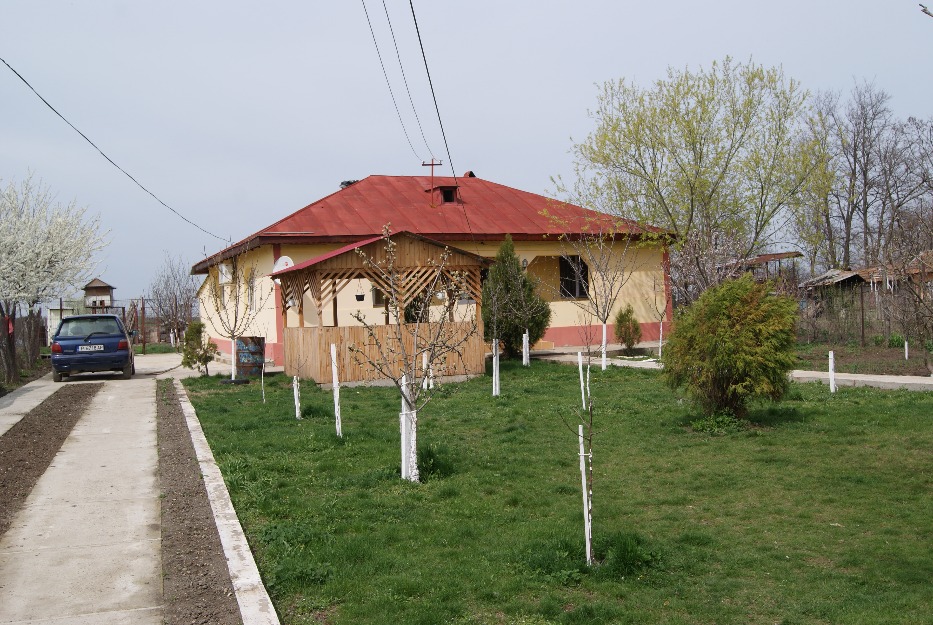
[3, 1, 931, 300]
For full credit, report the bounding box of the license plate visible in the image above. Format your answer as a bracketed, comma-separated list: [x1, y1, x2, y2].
[78, 344, 104, 352]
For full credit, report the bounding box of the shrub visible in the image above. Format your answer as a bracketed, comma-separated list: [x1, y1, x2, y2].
[613, 303, 642, 354]
[661, 275, 798, 419]
[482, 235, 552, 358]
[887, 333, 905, 348]
[181, 321, 219, 376]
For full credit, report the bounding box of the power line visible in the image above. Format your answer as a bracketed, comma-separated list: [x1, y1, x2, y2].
[1, 56, 229, 243]
[381, 0, 435, 159]
[361, 0, 422, 161]
[407, 0, 477, 242]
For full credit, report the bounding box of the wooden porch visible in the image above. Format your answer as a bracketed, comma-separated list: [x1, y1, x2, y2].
[272, 231, 488, 384]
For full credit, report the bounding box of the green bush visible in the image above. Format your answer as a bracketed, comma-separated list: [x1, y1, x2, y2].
[613, 303, 642, 354]
[482, 235, 552, 358]
[661, 275, 798, 419]
[887, 333, 905, 348]
[181, 321, 219, 375]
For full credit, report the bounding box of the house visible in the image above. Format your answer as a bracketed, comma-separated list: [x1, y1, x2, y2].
[191, 173, 672, 377]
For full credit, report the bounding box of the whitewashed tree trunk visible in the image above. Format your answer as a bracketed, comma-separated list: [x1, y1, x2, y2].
[230, 335, 236, 380]
[400, 374, 410, 480]
[399, 375, 419, 481]
[331, 343, 342, 437]
[522, 330, 530, 366]
[577, 352, 586, 411]
[829, 351, 836, 394]
[658, 321, 663, 360]
[905, 340, 909, 361]
[292, 375, 301, 419]
[578, 424, 593, 566]
[261, 361, 266, 404]
[492, 338, 500, 397]
[601, 322, 607, 371]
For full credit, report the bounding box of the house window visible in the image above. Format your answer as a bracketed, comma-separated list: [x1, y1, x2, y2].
[372, 287, 389, 308]
[440, 187, 457, 203]
[247, 271, 257, 312]
[559, 256, 589, 299]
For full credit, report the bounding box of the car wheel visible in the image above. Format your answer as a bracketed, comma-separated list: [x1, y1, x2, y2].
[122, 362, 133, 380]
[53, 370, 63, 383]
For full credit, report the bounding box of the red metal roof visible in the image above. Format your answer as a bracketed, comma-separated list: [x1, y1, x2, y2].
[193, 174, 661, 273]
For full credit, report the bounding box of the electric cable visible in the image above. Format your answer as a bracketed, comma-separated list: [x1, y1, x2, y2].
[407, 0, 477, 243]
[361, 0, 421, 161]
[0, 55, 230, 243]
[381, 0, 435, 159]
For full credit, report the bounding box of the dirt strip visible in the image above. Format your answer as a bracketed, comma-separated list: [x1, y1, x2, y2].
[0, 383, 103, 537]
[156, 378, 243, 625]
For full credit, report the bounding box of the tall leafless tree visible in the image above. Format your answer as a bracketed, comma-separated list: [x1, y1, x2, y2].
[147, 253, 199, 346]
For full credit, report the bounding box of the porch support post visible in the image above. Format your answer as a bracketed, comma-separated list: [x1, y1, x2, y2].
[332, 279, 339, 327]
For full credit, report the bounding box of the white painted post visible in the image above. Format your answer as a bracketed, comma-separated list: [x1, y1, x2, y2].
[331, 343, 342, 438]
[578, 424, 593, 566]
[292, 375, 302, 419]
[261, 360, 266, 404]
[601, 323, 607, 371]
[522, 330, 530, 366]
[578, 352, 586, 411]
[422, 352, 429, 390]
[400, 374, 409, 480]
[905, 340, 909, 361]
[828, 351, 836, 394]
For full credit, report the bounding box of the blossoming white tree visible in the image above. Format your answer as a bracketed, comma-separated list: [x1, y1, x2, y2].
[0, 175, 106, 384]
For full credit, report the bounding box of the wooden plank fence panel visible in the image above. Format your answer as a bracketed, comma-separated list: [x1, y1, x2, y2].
[285, 322, 484, 384]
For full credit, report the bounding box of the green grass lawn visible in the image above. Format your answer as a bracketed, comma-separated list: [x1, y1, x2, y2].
[183, 361, 933, 625]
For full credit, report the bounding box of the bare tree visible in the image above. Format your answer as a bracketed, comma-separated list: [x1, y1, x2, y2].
[147, 253, 199, 347]
[348, 228, 479, 482]
[0, 175, 106, 384]
[202, 247, 273, 379]
[552, 217, 644, 369]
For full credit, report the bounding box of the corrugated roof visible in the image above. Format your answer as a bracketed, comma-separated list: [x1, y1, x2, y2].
[193, 174, 664, 273]
[799, 269, 864, 288]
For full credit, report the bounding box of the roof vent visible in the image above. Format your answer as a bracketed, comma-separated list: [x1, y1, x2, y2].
[463, 170, 476, 177]
[339, 180, 359, 189]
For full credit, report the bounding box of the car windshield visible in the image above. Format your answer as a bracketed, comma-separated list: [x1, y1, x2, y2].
[59, 317, 122, 337]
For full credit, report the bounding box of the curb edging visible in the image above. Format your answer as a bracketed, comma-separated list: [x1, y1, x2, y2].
[172, 379, 280, 625]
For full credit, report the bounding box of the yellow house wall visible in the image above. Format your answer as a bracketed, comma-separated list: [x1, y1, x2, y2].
[197, 237, 670, 362]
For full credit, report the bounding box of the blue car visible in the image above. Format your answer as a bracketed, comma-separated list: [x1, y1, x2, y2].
[50, 314, 135, 382]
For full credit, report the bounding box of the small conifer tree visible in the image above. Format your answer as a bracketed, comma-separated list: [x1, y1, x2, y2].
[613, 303, 642, 354]
[181, 320, 219, 376]
[481, 235, 551, 358]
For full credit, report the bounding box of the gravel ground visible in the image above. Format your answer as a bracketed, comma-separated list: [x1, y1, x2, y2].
[0, 380, 242, 625]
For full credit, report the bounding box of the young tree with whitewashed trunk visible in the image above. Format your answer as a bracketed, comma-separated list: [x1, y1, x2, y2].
[203, 247, 273, 380]
[559, 322, 600, 565]
[349, 228, 478, 482]
[553, 222, 642, 371]
[0, 175, 106, 384]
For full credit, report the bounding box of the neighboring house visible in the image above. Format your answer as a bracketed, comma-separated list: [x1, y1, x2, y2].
[191, 173, 672, 368]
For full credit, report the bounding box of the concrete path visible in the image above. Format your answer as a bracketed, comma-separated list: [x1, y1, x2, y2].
[0, 354, 207, 625]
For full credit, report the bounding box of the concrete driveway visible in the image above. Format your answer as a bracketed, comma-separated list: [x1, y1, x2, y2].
[0, 353, 199, 624]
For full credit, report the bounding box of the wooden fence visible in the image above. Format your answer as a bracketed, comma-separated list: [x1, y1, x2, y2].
[284, 322, 485, 384]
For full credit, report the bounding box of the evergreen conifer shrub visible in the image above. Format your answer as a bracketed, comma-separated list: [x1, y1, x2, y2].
[661, 275, 797, 419]
[613, 303, 642, 354]
[481, 235, 551, 358]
